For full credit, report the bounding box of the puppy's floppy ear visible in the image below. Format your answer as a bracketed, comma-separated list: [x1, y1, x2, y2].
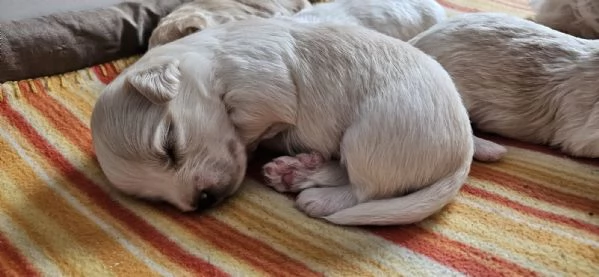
[127, 60, 181, 104]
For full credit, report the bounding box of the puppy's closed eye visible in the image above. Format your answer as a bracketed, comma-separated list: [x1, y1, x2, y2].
[162, 121, 180, 167]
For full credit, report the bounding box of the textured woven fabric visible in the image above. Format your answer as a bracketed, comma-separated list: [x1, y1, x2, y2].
[0, 0, 597, 276]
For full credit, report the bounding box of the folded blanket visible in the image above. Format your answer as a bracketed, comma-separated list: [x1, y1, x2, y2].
[0, 0, 191, 82]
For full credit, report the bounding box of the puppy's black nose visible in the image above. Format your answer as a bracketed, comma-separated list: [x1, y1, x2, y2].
[193, 191, 218, 211]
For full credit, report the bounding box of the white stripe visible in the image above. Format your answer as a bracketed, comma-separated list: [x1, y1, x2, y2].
[0, 128, 174, 277]
[459, 197, 599, 248]
[0, 212, 62, 275]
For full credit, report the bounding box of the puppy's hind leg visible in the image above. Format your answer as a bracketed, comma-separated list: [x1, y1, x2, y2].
[296, 185, 358, 218]
[262, 152, 349, 192]
[262, 153, 356, 217]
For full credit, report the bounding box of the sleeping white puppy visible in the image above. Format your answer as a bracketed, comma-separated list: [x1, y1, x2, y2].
[530, 0, 599, 39]
[410, 13, 599, 158]
[91, 18, 474, 225]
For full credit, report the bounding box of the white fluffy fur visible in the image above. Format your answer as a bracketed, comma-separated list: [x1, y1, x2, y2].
[91, 18, 474, 225]
[530, 0, 599, 39]
[291, 0, 446, 41]
[410, 13, 599, 158]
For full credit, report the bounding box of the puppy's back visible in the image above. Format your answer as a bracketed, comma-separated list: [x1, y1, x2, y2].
[409, 13, 590, 144]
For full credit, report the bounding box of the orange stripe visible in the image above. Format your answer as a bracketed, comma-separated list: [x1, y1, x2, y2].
[34, 78, 94, 118]
[368, 225, 538, 276]
[92, 63, 120, 85]
[165, 209, 322, 277]
[462, 185, 599, 235]
[0, 233, 40, 276]
[18, 81, 92, 151]
[470, 165, 599, 214]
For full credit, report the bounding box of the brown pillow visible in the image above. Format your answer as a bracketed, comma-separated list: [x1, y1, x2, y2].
[0, 0, 191, 82]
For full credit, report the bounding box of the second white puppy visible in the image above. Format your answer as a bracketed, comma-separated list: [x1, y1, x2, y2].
[91, 18, 474, 225]
[410, 13, 599, 158]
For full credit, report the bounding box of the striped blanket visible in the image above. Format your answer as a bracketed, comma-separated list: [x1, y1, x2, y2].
[1, 0, 597, 276]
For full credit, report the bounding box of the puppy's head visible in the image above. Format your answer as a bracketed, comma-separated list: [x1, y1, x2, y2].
[148, 0, 312, 48]
[91, 57, 247, 212]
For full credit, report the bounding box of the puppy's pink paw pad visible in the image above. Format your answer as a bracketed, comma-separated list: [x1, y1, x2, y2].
[262, 152, 324, 192]
[296, 152, 324, 169]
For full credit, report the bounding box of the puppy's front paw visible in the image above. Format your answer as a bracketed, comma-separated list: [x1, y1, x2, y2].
[262, 152, 324, 192]
[295, 187, 356, 218]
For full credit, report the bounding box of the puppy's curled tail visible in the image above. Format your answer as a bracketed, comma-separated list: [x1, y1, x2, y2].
[323, 161, 470, 226]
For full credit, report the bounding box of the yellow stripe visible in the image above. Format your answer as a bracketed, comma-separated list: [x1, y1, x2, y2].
[467, 177, 596, 225]
[423, 195, 599, 275]
[42, 72, 94, 109]
[220, 197, 379, 276]
[0, 173, 112, 276]
[42, 78, 96, 127]
[490, 160, 599, 201]
[0, 212, 61, 276]
[499, 147, 599, 198]
[121, 199, 269, 277]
